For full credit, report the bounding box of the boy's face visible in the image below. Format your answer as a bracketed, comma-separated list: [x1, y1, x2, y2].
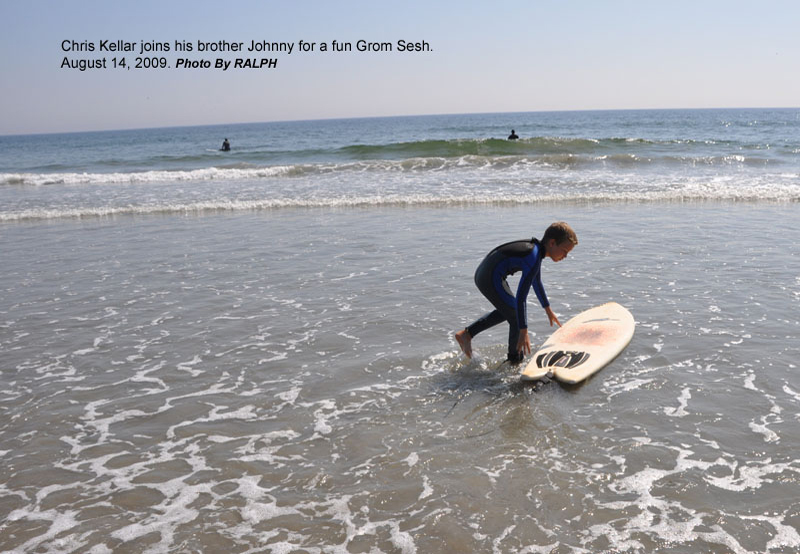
[548, 240, 574, 262]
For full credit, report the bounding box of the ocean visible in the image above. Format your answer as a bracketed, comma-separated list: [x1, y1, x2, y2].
[1, 109, 799, 553]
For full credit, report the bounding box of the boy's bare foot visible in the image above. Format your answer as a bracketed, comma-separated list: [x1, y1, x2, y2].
[455, 329, 472, 358]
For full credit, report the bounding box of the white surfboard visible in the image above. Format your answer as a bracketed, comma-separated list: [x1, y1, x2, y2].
[520, 302, 635, 383]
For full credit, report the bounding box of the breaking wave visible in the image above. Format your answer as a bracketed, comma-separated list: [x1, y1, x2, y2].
[3, 183, 798, 222]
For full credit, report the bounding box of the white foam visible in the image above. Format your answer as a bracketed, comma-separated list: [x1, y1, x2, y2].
[3, 177, 800, 221]
[760, 514, 800, 551]
[692, 526, 748, 554]
[276, 385, 301, 405]
[664, 386, 691, 417]
[783, 384, 800, 402]
[176, 354, 204, 376]
[6, 508, 82, 553]
[73, 347, 95, 356]
[419, 475, 434, 500]
[749, 414, 780, 443]
[240, 491, 301, 524]
[705, 458, 795, 492]
[166, 404, 258, 439]
[110, 481, 207, 550]
[2, 165, 296, 187]
[309, 399, 337, 437]
[605, 377, 654, 400]
[235, 430, 302, 462]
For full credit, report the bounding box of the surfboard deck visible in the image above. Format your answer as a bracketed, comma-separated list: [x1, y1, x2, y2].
[520, 302, 635, 383]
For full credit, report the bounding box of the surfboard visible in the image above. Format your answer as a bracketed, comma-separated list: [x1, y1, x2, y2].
[520, 302, 634, 383]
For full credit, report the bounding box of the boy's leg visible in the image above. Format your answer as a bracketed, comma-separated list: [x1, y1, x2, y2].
[459, 254, 519, 360]
[466, 309, 505, 338]
[506, 319, 523, 363]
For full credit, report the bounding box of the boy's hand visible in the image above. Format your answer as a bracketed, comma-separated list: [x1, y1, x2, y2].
[545, 306, 561, 327]
[517, 329, 531, 356]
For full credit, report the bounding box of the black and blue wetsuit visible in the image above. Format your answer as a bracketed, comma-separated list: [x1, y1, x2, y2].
[466, 238, 549, 362]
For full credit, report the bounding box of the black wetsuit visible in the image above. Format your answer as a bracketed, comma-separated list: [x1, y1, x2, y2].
[466, 238, 549, 362]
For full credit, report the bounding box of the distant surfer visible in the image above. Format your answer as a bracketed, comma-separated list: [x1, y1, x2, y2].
[454, 222, 577, 363]
[508, 129, 519, 140]
[221, 138, 231, 151]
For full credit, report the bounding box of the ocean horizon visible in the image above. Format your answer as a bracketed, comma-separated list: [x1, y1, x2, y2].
[4, 105, 798, 137]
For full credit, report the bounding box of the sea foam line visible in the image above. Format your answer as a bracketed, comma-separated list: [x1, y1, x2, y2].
[0, 166, 296, 186]
[2, 187, 799, 222]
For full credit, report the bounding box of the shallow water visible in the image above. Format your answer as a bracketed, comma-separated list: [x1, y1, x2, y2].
[2, 201, 799, 553]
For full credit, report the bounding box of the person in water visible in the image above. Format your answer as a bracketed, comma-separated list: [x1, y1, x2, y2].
[455, 221, 577, 363]
[221, 138, 231, 151]
[508, 129, 519, 140]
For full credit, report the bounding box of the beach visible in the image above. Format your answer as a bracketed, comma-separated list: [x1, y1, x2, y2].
[1, 109, 800, 553]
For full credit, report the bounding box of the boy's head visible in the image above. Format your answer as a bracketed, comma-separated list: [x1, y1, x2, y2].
[542, 222, 577, 262]
[542, 221, 578, 247]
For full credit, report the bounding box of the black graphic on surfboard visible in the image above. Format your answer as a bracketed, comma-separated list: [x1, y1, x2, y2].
[536, 350, 590, 369]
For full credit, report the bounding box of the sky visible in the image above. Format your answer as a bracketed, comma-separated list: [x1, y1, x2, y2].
[1, 0, 799, 135]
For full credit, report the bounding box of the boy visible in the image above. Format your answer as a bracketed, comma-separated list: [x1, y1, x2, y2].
[455, 221, 577, 363]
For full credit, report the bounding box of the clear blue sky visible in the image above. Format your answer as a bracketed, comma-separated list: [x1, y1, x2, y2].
[1, 0, 798, 134]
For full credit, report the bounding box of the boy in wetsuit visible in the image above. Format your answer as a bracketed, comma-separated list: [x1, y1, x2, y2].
[455, 221, 577, 363]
